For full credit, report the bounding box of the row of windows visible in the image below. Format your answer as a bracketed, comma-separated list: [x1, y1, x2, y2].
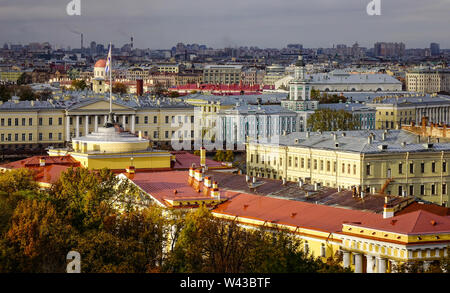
[250, 154, 359, 175]
[0, 117, 63, 127]
[366, 162, 447, 176]
[397, 184, 446, 196]
[252, 154, 448, 177]
[69, 115, 195, 125]
[0, 133, 63, 142]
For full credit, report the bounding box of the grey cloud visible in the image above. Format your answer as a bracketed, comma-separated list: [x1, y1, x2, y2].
[0, 0, 448, 49]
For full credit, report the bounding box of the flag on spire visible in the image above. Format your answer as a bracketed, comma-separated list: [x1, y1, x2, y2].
[105, 45, 112, 74]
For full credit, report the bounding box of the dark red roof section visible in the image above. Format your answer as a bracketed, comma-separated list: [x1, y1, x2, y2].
[0, 155, 80, 185]
[124, 171, 230, 207]
[395, 202, 450, 217]
[171, 151, 226, 170]
[212, 193, 450, 235]
[212, 193, 382, 233]
[0, 155, 80, 169]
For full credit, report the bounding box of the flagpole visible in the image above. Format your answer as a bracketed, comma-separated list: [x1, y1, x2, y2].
[109, 42, 112, 115]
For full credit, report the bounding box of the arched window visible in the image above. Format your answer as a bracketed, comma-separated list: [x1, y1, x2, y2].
[321, 243, 326, 257]
[304, 241, 309, 253]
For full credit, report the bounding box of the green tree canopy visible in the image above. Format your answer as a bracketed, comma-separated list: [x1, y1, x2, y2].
[307, 109, 359, 132]
[112, 82, 128, 95]
[17, 73, 32, 85]
[70, 80, 88, 91]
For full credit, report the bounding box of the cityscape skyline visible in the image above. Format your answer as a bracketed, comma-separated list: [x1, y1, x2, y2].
[0, 0, 449, 49]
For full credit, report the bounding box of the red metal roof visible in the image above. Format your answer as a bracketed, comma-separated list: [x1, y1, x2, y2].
[1, 155, 80, 169]
[125, 171, 229, 207]
[170, 151, 226, 170]
[212, 193, 450, 235]
[94, 59, 107, 68]
[0, 155, 81, 186]
[395, 202, 450, 217]
[350, 209, 450, 235]
[34, 164, 74, 184]
[212, 193, 382, 233]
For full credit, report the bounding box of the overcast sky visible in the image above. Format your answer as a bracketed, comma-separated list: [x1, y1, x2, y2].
[0, 0, 449, 49]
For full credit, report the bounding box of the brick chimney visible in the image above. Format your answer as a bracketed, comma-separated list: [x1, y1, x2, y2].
[188, 167, 195, 186]
[126, 166, 135, 174]
[383, 197, 395, 219]
[192, 168, 203, 191]
[210, 188, 220, 200]
[203, 176, 212, 196]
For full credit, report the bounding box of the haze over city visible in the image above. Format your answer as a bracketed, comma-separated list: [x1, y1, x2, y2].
[0, 0, 449, 49]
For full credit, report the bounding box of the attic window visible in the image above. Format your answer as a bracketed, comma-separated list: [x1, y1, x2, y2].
[372, 232, 376, 235]
[391, 219, 397, 225]
[360, 230, 364, 233]
[348, 228, 352, 231]
[243, 204, 249, 209]
[291, 213, 297, 218]
[384, 234, 389, 237]
[430, 220, 436, 226]
[397, 236, 401, 239]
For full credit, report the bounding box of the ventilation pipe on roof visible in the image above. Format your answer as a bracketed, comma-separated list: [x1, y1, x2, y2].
[383, 197, 395, 219]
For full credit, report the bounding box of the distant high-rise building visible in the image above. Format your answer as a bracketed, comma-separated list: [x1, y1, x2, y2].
[430, 43, 440, 56]
[96, 44, 105, 55]
[90, 41, 97, 55]
[287, 44, 303, 50]
[374, 42, 405, 58]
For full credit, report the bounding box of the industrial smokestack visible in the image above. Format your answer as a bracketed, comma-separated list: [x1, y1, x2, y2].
[131, 35, 134, 50]
[81, 33, 83, 50]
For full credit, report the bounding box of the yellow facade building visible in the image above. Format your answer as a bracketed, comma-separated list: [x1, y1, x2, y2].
[0, 95, 195, 152]
[48, 118, 172, 171]
[246, 129, 450, 206]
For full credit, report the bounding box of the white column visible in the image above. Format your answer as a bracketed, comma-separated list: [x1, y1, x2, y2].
[377, 257, 386, 273]
[85, 115, 89, 135]
[75, 116, 80, 138]
[104, 114, 108, 125]
[354, 253, 363, 273]
[66, 115, 71, 142]
[343, 251, 350, 268]
[366, 255, 375, 273]
[122, 115, 126, 130]
[131, 114, 136, 134]
[94, 115, 98, 132]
